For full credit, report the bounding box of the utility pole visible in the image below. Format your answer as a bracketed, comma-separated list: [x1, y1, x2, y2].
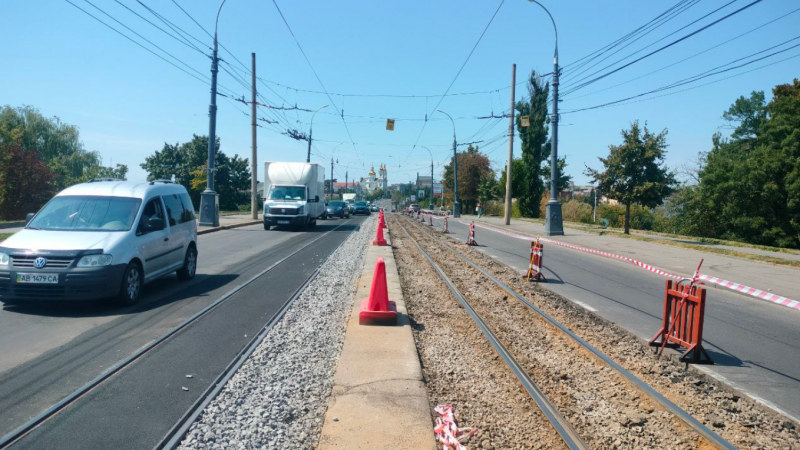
[504, 63, 516, 226]
[430, 159, 434, 209]
[199, 22, 221, 226]
[250, 52, 258, 220]
[330, 157, 335, 202]
[593, 186, 598, 223]
[438, 110, 460, 217]
[306, 105, 329, 163]
[530, 0, 564, 236]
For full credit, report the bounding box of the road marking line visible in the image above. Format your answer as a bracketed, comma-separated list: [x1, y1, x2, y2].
[571, 300, 598, 312]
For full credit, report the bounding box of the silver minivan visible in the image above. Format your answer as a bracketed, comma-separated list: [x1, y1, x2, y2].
[0, 180, 198, 305]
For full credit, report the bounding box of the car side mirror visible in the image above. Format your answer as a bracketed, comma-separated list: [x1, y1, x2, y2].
[26, 213, 35, 225]
[145, 217, 165, 232]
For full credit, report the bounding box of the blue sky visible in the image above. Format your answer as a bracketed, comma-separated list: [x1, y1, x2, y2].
[2, 0, 798, 187]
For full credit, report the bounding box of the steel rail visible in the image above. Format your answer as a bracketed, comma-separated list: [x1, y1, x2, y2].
[402, 216, 737, 450]
[396, 220, 590, 450]
[156, 228, 354, 449]
[0, 219, 356, 449]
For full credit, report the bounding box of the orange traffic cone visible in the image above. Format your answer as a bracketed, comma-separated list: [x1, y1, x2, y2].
[359, 257, 397, 325]
[372, 221, 387, 246]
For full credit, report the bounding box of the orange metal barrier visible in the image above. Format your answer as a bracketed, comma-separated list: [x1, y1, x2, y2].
[649, 272, 713, 364]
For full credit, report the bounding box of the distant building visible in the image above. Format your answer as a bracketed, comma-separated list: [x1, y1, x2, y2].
[331, 181, 359, 193]
[416, 175, 432, 188]
[359, 163, 388, 194]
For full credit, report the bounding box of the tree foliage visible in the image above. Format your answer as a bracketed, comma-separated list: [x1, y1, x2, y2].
[683, 79, 800, 248]
[514, 71, 550, 217]
[586, 120, 676, 234]
[542, 156, 572, 194]
[0, 105, 121, 219]
[442, 144, 494, 214]
[140, 134, 251, 211]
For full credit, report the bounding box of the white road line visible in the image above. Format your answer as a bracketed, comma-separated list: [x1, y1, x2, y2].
[571, 300, 598, 312]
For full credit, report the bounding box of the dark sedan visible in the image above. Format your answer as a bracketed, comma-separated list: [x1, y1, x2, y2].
[325, 201, 350, 219]
[352, 201, 371, 215]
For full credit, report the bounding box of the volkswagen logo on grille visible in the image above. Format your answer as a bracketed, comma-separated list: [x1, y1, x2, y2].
[281, 209, 286, 213]
[33, 257, 48, 269]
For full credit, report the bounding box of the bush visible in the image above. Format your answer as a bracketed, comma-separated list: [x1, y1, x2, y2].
[562, 199, 593, 223]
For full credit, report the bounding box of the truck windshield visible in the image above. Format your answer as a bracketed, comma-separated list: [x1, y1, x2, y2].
[27, 196, 142, 231]
[268, 186, 306, 201]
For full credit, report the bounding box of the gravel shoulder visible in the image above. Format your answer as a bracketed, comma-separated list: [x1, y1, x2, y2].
[177, 218, 374, 450]
[392, 215, 800, 450]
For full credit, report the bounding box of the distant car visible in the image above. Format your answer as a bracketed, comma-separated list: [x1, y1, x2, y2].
[0, 180, 198, 306]
[370, 205, 379, 212]
[326, 201, 350, 219]
[352, 201, 371, 215]
[410, 204, 420, 213]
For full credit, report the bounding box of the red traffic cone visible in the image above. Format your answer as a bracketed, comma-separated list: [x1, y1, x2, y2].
[379, 214, 386, 229]
[359, 257, 397, 325]
[372, 221, 387, 246]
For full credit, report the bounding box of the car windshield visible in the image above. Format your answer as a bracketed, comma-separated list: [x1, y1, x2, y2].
[355, 202, 367, 207]
[269, 186, 305, 201]
[27, 196, 142, 231]
[328, 201, 344, 207]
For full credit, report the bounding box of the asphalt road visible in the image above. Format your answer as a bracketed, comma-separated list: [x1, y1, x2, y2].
[433, 216, 800, 421]
[0, 216, 366, 448]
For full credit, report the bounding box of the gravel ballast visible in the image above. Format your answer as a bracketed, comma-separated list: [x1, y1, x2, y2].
[178, 218, 373, 450]
[392, 214, 800, 450]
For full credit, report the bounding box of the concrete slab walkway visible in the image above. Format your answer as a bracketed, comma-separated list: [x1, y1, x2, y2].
[318, 230, 435, 449]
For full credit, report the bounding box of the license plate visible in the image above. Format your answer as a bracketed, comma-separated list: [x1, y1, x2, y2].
[278, 220, 290, 225]
[16, 273, 59, 284]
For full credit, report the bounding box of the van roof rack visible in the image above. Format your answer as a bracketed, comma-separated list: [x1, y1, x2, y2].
[88, 178, 123, 183]
[149, 179, 174, 185]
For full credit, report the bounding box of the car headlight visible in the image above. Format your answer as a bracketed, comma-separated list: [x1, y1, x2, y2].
[297, 206, 304, 214]
[77, 254, 113, 267]
[0, 252, 9, 266]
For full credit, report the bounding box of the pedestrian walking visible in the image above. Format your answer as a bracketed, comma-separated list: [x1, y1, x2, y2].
[476, 202, 482, 218]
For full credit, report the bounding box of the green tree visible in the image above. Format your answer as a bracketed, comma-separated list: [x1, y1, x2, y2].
[542, 155, 572, 194]
[515, 70, 550, 217]
[442, 144, 494, 214]
[722, 91, 767, 141]
[496, 157, 526, 200]
[0, 144, 57, 220]
[586, 121, 676, 234]
[141, 135, 251, 211]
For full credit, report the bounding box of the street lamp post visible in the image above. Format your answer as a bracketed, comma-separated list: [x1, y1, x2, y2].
[306, 105, 329, 163]
[199, 0, 230, 227]
[437, 110, 460, 218]
[421, 146, 435, 209]
[529, 0, 563, 236]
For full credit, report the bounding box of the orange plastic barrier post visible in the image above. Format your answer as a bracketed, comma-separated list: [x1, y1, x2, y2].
[466, 222, 478, 246]
[372, 221, 387, 246]
[525, 240, 546, 282]
[649, 274, 713, 364]
[442, 217, 449, 234]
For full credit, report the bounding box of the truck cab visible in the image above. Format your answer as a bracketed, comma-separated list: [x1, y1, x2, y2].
[263, 162, 325, 230]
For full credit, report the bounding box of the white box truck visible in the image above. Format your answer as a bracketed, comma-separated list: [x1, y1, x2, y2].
[263, 162, 325, 230]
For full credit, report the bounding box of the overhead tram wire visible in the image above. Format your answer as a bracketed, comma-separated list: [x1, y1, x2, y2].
[271, 0, 362, 164]
[562, 0, 695, 71]
[562, 40, 800, 115]
[562, 0, 765, 96]
[564, 6, 800, 101]
[63, 0, 217, 88]
[562, 0, 745, 91]
[561, 0, 705, 84]
[402, 0, 506, 165]
[138, 0, 210, 50]
[111, 0, 207, 55]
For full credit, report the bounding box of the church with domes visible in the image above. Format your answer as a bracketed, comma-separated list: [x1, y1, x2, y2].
[359, 163, 388, 194]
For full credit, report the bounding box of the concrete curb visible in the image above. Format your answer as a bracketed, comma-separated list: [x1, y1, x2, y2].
[318, 229, 436, 449]
[196, 220, 261, 235]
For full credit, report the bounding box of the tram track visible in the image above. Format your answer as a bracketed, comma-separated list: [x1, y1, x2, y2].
[392, 215, 737, 450]
[0, 220, 356, 449]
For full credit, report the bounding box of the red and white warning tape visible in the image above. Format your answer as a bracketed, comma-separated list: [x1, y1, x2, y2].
[433, 405, 477, 450]
[459, 220, 800, 312]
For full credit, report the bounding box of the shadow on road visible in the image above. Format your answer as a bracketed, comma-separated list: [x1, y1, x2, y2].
[1, 273, 240, 318]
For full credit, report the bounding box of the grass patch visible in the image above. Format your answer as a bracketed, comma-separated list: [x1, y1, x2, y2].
[0, 233, 13, 243]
